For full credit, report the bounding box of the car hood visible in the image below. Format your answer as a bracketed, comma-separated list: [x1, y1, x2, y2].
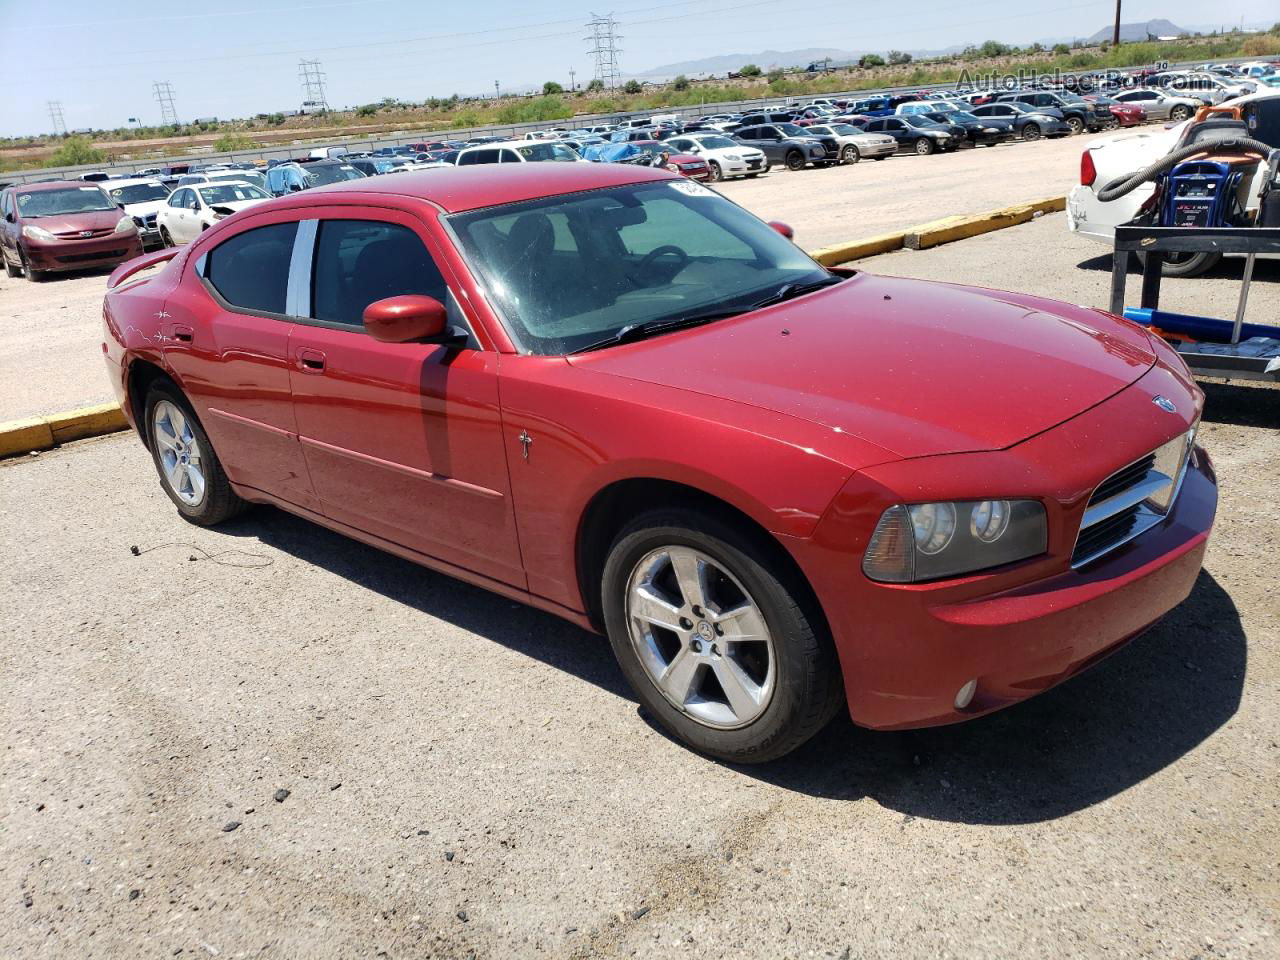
[569, 274, 1157, 460]
[211, 198, 268, 213]
[22, 208, 122, 234]
[121, 200, 167, 217]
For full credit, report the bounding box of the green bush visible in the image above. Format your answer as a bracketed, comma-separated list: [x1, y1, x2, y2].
[766, 68, 785, 84]
[542, 81, 564, 95]
[50, 137, 105, 166]
[356, 104, 378, 117]
[214, 132, 257, 152]
[623, 79, 642, 94]
[887, 50, 912, 65]
[586, 78, 605, 92]
[859, 54, 885, 68]
[739, 63, 762, 77]
[1051, 43, 1070, 55]
[672, 74, 690, 91]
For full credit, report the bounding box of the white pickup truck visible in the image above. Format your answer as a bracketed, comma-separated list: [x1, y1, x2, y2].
[1067, 88, 1280, 276]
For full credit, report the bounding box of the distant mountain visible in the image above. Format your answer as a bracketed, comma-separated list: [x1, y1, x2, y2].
[633, 45, 970, 79]
[1086, 19, 1188, 44]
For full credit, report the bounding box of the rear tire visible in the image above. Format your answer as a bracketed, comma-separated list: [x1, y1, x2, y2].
[601, 507, 843, 763]
[1022, 123, 1041, 142]
[1140, 250, 1222, 278]
[914, 138, 934, 156]
[144, 381, 248, 526]
[3, 251, 20, 278]
[785, 150, 806, 171]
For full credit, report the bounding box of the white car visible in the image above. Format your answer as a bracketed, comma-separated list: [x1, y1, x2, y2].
[1066, 88, 1279, 274]
[897, 99, 969, 115]
[177, 169, 269, 193]
[455, 140, 582, 165]
[802, 123, 897, 162]
[1108, 88, 1202, 122]
[157, 181, 271, 246]
[662, 133, 768, 180]
[102, 177, 172, 251]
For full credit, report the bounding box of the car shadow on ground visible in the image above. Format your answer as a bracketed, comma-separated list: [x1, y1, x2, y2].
[228, 510, 1244, 826]
[1200, 380, 1280, 429]
[1076, 250, 1280, 282]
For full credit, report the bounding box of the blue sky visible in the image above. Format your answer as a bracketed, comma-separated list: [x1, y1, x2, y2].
[1, 0, 1275, 136]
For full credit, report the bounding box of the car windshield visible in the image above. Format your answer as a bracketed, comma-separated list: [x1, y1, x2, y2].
[903, 116, 941, 127]
[305, 164, 366, 186]
[1092, 97, 1117, 106]
[775, 123, 807, 136]
[210, 171, 266, 189]
[108, 183, 171, 204]
[827, 124, 860, 135]
[199, 183, 269, 204]
[693, 135, 738, 149]
[16, 186, 115, 217]
[517, 143, 580, 162]
[947, 111, 981, 122]
[449, 180, 829, 356]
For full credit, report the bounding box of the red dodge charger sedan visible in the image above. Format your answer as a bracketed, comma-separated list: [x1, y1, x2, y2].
[102, 164, 1216, 762]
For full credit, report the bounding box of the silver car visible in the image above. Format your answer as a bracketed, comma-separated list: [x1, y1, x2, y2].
[1110, 88, 1202, 122]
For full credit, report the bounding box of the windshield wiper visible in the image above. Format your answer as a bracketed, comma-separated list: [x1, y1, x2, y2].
[748, 274, 843, 309]
[571, 309, 745, 355]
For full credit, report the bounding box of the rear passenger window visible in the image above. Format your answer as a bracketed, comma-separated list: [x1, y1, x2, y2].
[310, 220, 447, 329]
[204, 221, 298, 315]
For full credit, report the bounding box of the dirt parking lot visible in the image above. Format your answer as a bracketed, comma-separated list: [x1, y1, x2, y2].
[2, 140, 1278, 959]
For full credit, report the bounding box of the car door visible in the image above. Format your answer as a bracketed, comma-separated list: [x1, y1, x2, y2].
[161, 215, 318, 511]
[285, 209, 524, 587]
[165, 189, 190, 243]
[0, 189, 17, 267]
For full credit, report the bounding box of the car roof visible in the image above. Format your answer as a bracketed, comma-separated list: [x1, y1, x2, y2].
[102, 177, 166, 188]
[270, 163, 673, 214]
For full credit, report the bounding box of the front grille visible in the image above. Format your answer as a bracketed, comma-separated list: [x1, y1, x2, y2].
[1071, 430, 1194, 568]
[56, 249, 126, 264]
[56, 228, 111, 240]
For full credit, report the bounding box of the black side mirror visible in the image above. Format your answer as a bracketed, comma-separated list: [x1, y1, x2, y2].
[289, 183, 303, 192]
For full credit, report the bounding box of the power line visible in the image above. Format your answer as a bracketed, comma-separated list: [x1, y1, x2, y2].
[299, 59, 330, 110]
[153, 81, 179, 126]
[47, 101, 67, 136]
[586, 12, 622, 89]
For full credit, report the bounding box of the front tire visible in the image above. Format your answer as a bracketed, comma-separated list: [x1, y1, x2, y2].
[159, 226, 174, 248]
[145, 381, 247, 526]
[1022, 122, 1041, 142]
[914, 137, 934, 156]
[707, 160, 723, 182]
[1066, 116, 1084, 135]
[601, 508, 843, 763]
[784, 150, 806, 172]
[1169, 105, 1191, 122]
[840, 144, 860, 164]
[22, 250, 44, 282]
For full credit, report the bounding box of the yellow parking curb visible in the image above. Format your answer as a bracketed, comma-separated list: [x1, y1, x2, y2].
[809, 230, 908, 267]
[904, 196, 1067, 251]
[0, 403, 128, 459]
[807, 196, 1066, 266]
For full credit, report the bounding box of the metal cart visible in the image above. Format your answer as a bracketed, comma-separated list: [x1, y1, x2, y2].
[1108, 224, 1280, 383]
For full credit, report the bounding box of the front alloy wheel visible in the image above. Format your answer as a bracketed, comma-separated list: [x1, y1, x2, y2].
[785, 150, 806, 171]
[1169, 105, 1191, 122]
[1066, 116, 1084, 135]
[840, 144, 860, 164]
[1022, 122, 1041, 141]
[602, 508, 844, 762]
[914, 137, 934, 156]
[707, 160, 723, 182]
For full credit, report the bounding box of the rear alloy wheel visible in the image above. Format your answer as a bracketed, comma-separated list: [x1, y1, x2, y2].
[1169, 105, 1191, 122]
[707, 160, 723, 182]
[914, 137, 934, 156]
[785, 150, 806, 171]
[602, 508, 843, 763]
[146, 383, 247, 526]
[1066, 116, 1084, 135]
[840, 144, 860, 164]
[1022, 123, 1042, 142]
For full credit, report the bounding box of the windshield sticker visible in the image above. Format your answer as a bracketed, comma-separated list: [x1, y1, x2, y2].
[18, 195, 32, 204]
[79, 186, 101, 191]
[670, 181, 714, 197]
[340, 165, 355, 171]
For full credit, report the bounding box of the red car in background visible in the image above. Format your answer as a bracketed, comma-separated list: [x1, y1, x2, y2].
[1084, 95, 1148, 127]
[628, 140, 712, 180]
[101, 164, 1215, 763]
[1, 180, 143, 281]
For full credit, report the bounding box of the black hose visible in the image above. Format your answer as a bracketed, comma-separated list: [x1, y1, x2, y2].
[1095, 137, 1273, 203]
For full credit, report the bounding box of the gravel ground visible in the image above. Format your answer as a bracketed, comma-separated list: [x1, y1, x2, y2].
[2, 207, 1278, 957]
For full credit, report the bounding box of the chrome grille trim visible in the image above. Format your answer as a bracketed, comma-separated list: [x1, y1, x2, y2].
[1071, 427, 1195, 569]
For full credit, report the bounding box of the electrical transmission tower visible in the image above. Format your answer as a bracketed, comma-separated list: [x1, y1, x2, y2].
[48, 101, 67, 136]
[299, 59, 330, 110]
[585, 13, 622, 89]
[153, 81, 179, 126]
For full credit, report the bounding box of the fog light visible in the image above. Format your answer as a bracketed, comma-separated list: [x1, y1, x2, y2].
[954, 679, 977, 710]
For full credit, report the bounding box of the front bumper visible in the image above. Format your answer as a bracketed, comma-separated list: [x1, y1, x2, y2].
[718, 155, 768, 176]
[26, 233, 143, 273]
[859, 141, 897, 158]
[794, 362, 1216, 730]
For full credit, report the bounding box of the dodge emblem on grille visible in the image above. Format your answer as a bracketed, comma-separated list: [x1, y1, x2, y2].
[1152, 395, 1176, 413]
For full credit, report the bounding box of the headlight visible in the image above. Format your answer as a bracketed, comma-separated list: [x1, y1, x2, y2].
[863, 499, 1048, 583]
[114, 216, 137, 234]
[21, 224, 56, 242]
[724, 154, 741, 160]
